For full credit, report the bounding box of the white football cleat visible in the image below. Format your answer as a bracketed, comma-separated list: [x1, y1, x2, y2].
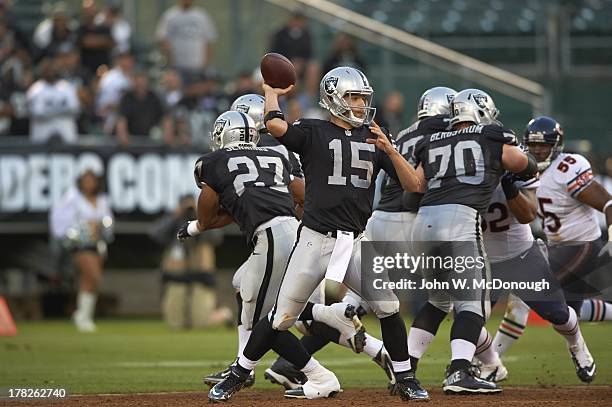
[284, 365, 341, 399]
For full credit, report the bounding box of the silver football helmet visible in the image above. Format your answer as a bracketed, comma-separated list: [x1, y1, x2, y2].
[417, 86, 457, 119]
[230, 94, 265, 132]
[319, 66, 376, 128]
[210, 111, 259, 150]
[450, 88, 500, 126]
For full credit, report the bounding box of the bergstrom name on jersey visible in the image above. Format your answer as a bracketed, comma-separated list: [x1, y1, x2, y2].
[429, 125, 484, 142]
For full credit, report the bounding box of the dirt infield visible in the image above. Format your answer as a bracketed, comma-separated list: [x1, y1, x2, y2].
[2, 387, 612, 407]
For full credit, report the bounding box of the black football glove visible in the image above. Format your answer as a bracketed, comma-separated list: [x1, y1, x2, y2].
[176, 221, 193, 242]
[500, 172, 520, 200]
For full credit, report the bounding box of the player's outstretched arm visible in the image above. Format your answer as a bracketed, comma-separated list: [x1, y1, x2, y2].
[177, 185, 233, 241]
[263, 83, 294, 138]
[367, 121, 424, 192]
[501, 144, 538, 180]
[501, 174, 537, 224]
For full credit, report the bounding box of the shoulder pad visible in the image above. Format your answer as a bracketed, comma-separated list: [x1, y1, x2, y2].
[484, 125, 518, 145]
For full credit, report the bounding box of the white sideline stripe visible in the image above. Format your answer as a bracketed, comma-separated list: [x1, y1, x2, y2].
[115, 356, 520, 368]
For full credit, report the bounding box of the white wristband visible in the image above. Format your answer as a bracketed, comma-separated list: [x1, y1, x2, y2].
[603, 199, 612, 213]
[608, 225, 612, 242]
[187, 220, 202, 236]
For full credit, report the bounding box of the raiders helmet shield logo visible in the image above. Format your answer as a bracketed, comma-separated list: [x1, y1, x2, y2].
[235, 104, 250, 114]
[471, 93, 488, 109]
[446, 94, 455, 104]
[324, 76, 339, 95]
[213, 119, 227, 136]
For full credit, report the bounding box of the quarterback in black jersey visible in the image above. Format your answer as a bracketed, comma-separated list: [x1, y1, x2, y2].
[406, 89, 538, 395]
[369, 86, 456, 242]
[209, 67, 428, 402]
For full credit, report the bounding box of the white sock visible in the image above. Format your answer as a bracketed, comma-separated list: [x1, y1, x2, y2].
[363, 333, 384, 359]
[391, 359, 411, 373]
[492, 296, 529, 357]
[407, 327, 434, 359]
[236, 325, 251, 360]
[580, 299, 612, 321]
[301, 357, 322, 375]
[76, 291, 97, 321]
[553, 306, 582, 348]
[238, 355, 258, 371]
[450, 338, 476, 362]
[475, 327, 500, 365]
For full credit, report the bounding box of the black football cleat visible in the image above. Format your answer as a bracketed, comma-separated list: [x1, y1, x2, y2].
[203, 360, 255, 388]
[208, 367, 248, 403]
[264, 357, 307, 390]
[443, 366, 502, 395]
[394, 372, 429, 401]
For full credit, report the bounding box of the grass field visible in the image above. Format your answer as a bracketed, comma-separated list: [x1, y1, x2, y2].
[0, 316, 611, 396]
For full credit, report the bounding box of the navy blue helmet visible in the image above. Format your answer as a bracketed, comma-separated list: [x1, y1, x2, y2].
[524, 116, 564, 169]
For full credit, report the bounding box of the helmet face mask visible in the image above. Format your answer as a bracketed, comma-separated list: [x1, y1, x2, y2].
[319, 67, 376, 128]
[230, 94, 266, 133]
[450, 89, 499, 126]
[417, 86, 457, 119]
[210, 111, 260, 150]
[524, 116, 564, 170]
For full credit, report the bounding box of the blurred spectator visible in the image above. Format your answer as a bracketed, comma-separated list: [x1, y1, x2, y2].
[156, 0, 218, 78]
[94, 0, 131, 54]
[95, 49, 133, 133]
[149, 195, 231, 329]
[33, 2, 77, 60]
[116, 68, 165, 145]
[270, 12, 312, 80]
[227, 71, 259, 103]
[50, 165, 114, 332]
[0, 0, 29, 52]
[55, 43, 95, 133]
[0, 16, 15, 61]
[77, 0, 114, 76]
[158, 68, 191, 146]
[376, 90, 405, 137]
[27, 57, 80, 144]
[322, 33, 367, 74]
[177, 72, 230, 147]
[0, 37, 33, 136]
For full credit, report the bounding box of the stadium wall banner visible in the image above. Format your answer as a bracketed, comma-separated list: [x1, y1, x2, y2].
[0, 144, 202, 224]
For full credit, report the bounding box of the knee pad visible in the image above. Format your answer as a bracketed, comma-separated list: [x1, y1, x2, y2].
[272, 314, 297, 331]
[371, 299, 400, 319]
[544, 307, 570, 326]
[413, 302, 448, 334]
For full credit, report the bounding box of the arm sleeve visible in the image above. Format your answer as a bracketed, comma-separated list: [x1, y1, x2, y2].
[557, 154, 594, 197]
[194, 154, 220, 192]
[278, 120, 312, 155]
[485, 126, 519, 146]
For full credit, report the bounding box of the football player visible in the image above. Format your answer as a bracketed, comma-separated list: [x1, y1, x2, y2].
[179, 111, 365, 394]
[473, 171, 596, 384]
[487, 116, 612, 366]
[367, 86, 456, 241]
[209, 66, 429, 402]
[407, 89, 537, 395]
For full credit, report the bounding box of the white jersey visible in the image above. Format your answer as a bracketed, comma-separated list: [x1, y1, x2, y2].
[49, 187, 113, 239]
[536, 153, 601, 245]
[27, 79, 79, 144]
[483, 179, 538, 263]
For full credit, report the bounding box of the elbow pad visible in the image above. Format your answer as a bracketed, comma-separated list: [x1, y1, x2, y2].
[514, 152, 538, 181]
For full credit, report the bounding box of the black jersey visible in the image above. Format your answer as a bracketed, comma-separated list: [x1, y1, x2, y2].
[413, 124, 516, 213]
[377, 115, 450, 213]
[194, 145, 296, 240]
[280, 118, 400, 234]
[258, 133, 304, 178]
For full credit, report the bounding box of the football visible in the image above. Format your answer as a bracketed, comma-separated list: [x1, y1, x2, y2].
[260, 53, 297, 89]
